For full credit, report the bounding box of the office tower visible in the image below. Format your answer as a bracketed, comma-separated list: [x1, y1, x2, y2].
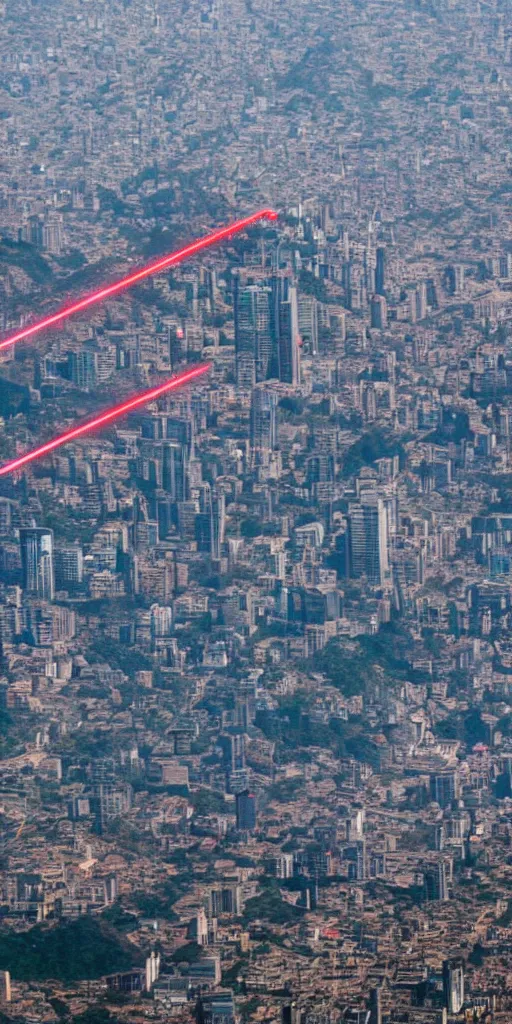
[273, 853, 294, 879]
[416, 281, 428, 320]
[342, 259, 352, 309]
[55, 544, 84, 589]
[21, 214, 43, 247]
[282, 1004, 301, 1024]
[425, 277, 438, 310]
[208, 884, 242, 917]
[141, 413, 193, 449]
[429, 770, 460, 808]
[375, 247, 385, 295]
[42, 211, 64, 255]
[197, 992, 234, 1024]
[156, 494, 173, 540]
[270, 275, 300, 382]
[360, 382, 377, 422]
[68, 349, 97, 391]
[220, 733, 246, 772]
[19, 528, 55, 601]
[145, 952, 160, 992]
[236, 789, 257, 830]
[434, 824, 445, 851]
[279, 284, 300, 382]
[424, 861, 449, 901]
[442, 959, 464, 1013]
[232, 734, 246, 772]
[369, 987, 382, 1024]
[370, 294, 387, 330]
[250, 386, 279, 456]
[208, 889, 221, 919]
[0, 970, 11, 1003]
[211, 492, 226, 558]
[346, 839, 367, 881]
[297, 293, 318, 357]
[162, 442, 188, 501]
[499, 253, 512, 279]
[363, 243, 375, 300]
[455, 264, 465, 294]
[306, 454, 335, 489]
[268, 272, 284, 371]
[443, 265, 456, 295]
[234, 279, 272, 384]
[329, 310, 346, 350]
[150, 604, 173, 638]
[94, 783, 133, 832]
[189, 907, 209, 945]
[195, 487, 225, 559]
[222, 884, 242, 915]
[347, 498, 389, 586]
[0, 498, 12, 534]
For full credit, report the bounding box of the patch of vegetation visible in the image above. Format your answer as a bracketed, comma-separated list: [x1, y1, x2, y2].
[101, 901, 139, 933]
[243, 881, 301, 925]
[190, 788, 226, 815]
[85, 637, 154, 677]
[0, 917, 138, 982]
[342, 428, 404, 475]
[0, 237, 53, 285]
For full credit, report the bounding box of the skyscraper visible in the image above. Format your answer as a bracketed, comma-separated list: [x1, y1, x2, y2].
[68, 349, 97, 391]
[442, 959, 464, 1013]
[19, 528, 55, 601]
[375, 247, 385, 295]
[297, 293, 318, 358]
[347, 498, 389, 586]
[234, 279, 272, 385]
[195, 486, 225, 560]
[429, 770, 460, 808]
[370, 294, 388, 330]
[236, 789, 257, 830]
[220, 733, 246, 773]
[162, 442, 188, 501]
[0, 970, 11, 1004]
[279, 285, 300, 383]
[55, 544, 84, 589]
[250, 386, 279, 457]
[369, 986, 382, 1024]
[424, 861, 449, 902]
[269, 275, 300, 384]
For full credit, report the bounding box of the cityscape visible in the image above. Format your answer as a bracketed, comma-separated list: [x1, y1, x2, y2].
[0, 1, 512, 1023]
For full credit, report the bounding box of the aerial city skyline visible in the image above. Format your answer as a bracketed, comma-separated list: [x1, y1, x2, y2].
[0, 0, 511, 1023]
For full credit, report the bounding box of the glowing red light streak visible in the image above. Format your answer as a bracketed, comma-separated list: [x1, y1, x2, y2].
[0, 363, 211, 477]
[0, 209, 278, 353]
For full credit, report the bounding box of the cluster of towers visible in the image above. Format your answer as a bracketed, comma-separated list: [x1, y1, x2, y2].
[234, 275, 301, 388]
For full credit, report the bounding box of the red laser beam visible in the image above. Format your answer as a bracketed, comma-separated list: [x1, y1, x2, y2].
[0, 363, 211, 477]
[0, 209, 278, 354]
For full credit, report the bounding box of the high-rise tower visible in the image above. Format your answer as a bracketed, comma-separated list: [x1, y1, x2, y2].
[250, 386, 279, 460]
[234, 279, 272, 385]
[347, 498, 389, 586]
[442, 959, 464, 1014]
[19, 528, 55, 600]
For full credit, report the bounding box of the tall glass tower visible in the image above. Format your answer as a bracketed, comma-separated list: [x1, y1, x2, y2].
[19, 528, 55, 600]
[234, 279, 272, 385]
